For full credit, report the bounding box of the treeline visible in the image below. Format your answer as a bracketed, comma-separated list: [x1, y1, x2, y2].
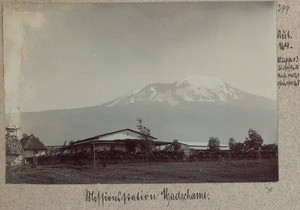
[189, 143, 278, 161]
[190, 129, 278, 161]
[25, 128, 277, 166]
[28, 142, 277, 166]
[28, 150, 185, 166]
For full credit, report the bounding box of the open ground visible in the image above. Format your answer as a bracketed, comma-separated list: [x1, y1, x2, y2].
[6, 158, 278, 184]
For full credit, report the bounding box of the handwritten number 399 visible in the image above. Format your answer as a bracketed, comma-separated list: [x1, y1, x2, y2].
[277, 4, 290, 14]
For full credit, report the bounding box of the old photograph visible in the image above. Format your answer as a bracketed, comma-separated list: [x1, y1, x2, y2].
[4, 2, 277, 184]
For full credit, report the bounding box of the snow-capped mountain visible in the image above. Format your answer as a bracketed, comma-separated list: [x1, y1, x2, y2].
[10, 76, 276, 146]
[105, 76, 265, 107]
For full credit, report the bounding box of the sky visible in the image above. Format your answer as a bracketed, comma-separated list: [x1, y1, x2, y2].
[4, 2, 276, 113]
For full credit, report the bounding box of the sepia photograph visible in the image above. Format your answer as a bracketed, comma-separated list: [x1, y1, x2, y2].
[4, 1, 277, 184]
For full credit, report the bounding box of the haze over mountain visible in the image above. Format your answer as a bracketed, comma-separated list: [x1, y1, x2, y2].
[6, 76, 276, 146]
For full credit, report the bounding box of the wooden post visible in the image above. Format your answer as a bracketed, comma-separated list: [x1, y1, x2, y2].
[93, 140, 96, 166]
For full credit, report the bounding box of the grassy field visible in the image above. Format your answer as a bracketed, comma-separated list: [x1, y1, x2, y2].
[6, 158, 278, 184]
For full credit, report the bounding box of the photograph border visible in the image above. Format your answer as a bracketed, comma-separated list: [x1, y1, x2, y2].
[0, 0, 299, 209]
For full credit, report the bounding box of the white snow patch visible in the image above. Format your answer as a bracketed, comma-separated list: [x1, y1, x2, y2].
[107, 75, 246, 106]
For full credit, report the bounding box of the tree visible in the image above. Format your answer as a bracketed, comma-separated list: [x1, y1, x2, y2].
[172, 139, 181, 152]
[208, 137, 221, 160]
[208, 137, 220, 151]
[248, 129, 263, 146]
[244, 129, 263, 158]
[228, 137, 236, 149]
[233, 142, 245, 159]
[137, 118, 154, 164]
[22, 133, 29, 139]
[228, 137, 236, 159]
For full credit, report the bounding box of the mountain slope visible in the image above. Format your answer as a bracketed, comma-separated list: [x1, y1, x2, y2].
[6, 76, 276, 146]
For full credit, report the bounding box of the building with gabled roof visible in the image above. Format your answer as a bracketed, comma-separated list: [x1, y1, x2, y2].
[5, 123, 22, 139]
[68, 128, 169, 153]
[20, 135, 47, 157]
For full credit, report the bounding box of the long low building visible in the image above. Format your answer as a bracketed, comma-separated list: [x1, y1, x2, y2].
[164, 141, 230, 157]
[182, 141, 230, 151]
[68, 128, 171, 153]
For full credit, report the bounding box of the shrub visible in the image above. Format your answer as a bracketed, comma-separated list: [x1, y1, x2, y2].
[35, 150, 185, 166]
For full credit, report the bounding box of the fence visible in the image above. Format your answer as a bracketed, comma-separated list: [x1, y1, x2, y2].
[29, 150, 185, 166]
[26, 144, 278, 166]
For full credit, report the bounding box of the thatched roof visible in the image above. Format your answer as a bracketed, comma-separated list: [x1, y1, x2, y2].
[6, 136, 24, 155]
[20, 135, 47, 150]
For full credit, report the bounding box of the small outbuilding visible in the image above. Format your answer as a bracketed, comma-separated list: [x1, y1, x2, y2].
[20, 135, 47, 157]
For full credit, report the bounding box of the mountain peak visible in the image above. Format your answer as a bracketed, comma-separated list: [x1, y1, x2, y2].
[105, 76, 248, 107]
[175, 75, 225, 88]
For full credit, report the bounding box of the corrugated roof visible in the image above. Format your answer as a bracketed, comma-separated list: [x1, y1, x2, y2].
[181, 141, 208, 146]
[73, 128, 157, 145]
[6, 136, 24, 155]
[20, 135, 47, 150]
[188, 146, 229, 151]
[180, 141, 229, 147]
